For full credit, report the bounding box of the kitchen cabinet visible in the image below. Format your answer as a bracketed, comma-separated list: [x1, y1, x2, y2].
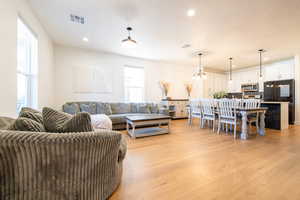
[227, 59, 295, 93]
[261, 102, 289, 130]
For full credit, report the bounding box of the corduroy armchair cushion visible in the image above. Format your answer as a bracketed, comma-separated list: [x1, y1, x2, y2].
[8, 117, 45, 132]
[62, 112, 93, 132]
[0, 130, 127, 200]
[43, 107, 72, 132]
[43, 107, 94, 133]
[19, 110, 43, 124]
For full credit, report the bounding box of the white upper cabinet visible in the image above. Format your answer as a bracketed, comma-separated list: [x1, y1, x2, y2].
[227, 59, 295, 93]
[263, 59, 294, 81]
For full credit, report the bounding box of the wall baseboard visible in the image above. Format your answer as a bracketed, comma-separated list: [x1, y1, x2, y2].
[294, 121, 300, 126]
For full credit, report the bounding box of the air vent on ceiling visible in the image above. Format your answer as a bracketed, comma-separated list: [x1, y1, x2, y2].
[182, 44, 191, 49]
[70, 14, 85, 24]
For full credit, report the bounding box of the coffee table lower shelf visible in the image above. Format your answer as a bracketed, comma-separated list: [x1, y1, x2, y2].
[126, 116, 170, 139]
[127, 127, 169, 138]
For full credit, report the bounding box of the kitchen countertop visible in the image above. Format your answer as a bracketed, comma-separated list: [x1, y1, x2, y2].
[261, 101, 289, 104]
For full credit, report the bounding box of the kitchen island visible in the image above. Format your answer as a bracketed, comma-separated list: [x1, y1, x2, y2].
[261, 101, 289, 130]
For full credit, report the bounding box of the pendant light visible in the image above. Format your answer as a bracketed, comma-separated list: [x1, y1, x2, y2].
[228, 57, 233, 84]
[122, 27, 137, 48]
[192, 53, 207, 80]
[258, 49, 265, 80]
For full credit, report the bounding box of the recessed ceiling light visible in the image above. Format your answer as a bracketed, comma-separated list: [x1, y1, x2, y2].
[187, 9, 196, 17]
[83, 37, 89, 42]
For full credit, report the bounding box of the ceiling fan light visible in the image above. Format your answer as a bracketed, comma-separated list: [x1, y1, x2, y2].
[121, 38, 137, 48]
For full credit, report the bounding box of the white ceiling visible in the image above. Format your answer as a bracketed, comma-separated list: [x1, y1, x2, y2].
[28, 0, 300, 71]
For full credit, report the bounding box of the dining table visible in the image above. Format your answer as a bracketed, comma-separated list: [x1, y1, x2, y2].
[237, 107, 268, 140]
[187, 106, 268, 140]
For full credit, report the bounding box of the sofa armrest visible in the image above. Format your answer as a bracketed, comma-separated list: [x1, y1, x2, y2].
[0, 129, 125, 200]
[118, 135, 127, 162]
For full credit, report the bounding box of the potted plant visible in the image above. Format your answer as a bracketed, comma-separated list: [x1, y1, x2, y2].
[212, 91, 227, 99]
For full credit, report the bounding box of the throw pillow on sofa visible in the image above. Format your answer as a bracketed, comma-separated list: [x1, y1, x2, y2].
[19, 107, 43, 124]
[43, 107, 93, 133]
[96, 103, 112, 115]
[80, 103, 97, 114]
[149, 104, 159, 114]
[137, 105, 151, 114]
[8, 117, 45, 132]
[63, 103, 80, 115]
[110, 103, 131, 114]
[43, 107, 72, 132]
[20, 107, 41, 114]
[62, 112, 93, 132]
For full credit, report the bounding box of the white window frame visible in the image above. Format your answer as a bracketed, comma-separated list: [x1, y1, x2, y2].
[124, 65, 145, 102]
[17, 17, 38, 113]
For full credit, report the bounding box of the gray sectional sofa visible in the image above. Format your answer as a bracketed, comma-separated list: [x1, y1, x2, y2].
[63, 102, 169, 130]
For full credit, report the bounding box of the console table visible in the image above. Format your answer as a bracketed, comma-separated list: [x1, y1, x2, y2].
[161, 99, 189, 119]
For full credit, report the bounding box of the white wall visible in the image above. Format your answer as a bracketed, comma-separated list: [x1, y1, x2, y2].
[293, 55, 300, 125]
[227, 58, 295, 92]
[54, 45, 207, 109]
[0, 0, 54, 117]
[203, 72, 227, 98]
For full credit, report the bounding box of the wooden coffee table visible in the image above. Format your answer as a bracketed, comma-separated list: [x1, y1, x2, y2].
[126, 114, 171, 139]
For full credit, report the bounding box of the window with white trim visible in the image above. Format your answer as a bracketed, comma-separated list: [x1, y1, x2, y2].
[17, 18, 38, 112]
[124, 66, 144, 102]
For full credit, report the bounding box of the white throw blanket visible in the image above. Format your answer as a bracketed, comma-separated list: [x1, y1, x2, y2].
[91, 114, 112, 130]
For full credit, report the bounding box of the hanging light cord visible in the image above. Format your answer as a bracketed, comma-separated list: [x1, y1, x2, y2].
[127, 27, 132, 39]
[199, 53, 202, 73]
[260, 50, 262, 77]
[229, 57, 233, 81]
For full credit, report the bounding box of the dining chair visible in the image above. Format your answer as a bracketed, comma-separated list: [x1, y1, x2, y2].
[201, 99, 216, 132]
[217, 99, 240, 138]
[244, 99, 261, 134]
[189, 99, 202, 127]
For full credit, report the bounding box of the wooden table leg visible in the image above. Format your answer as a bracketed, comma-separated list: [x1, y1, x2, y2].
[258, 111, 265, 136]
[131, 124, 136, 139]
[188, 108, 192, 126]
[240, 111, 248, 140]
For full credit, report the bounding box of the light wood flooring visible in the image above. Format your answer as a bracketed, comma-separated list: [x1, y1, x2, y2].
[110, 119, 300, 200]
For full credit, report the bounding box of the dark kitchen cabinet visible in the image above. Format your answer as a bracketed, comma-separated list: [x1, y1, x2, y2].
[261, 103, 281, 130]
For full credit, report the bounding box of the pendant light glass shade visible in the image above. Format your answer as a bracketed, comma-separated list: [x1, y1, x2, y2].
[192, 53, 207, 80]
[258, 49, 265, 80]
[122, 27, 137, 48]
